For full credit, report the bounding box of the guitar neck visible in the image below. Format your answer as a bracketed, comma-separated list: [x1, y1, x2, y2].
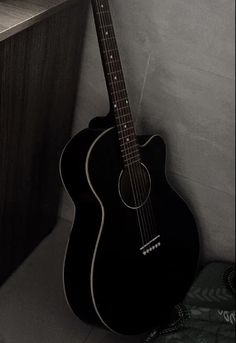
[91, 0, 141, 167]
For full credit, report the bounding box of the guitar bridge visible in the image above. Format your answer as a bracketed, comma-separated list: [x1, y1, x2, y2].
[140, 235, 161, 255]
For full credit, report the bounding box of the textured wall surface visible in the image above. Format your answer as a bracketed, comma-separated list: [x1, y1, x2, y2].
[60, 0, 235, 263]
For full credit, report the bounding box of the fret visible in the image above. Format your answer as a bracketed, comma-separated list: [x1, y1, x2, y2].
[108, 72, 124, 84]
[112, 100, 129, 110]
[105, 55, 122, 68]
[115, 120, 133, 132]
[96, 0, 109, 9]
[117, 127, 135, 138]
[115, 117, 133, 129]
[119, 140, 137, 148]
[125, 161, 140, 167]
[100, 27, 115, 39]
[120, 143, 138, 152]
[100, 24, 113, 29]
[105, 59, 121, 66]
[114, 108, 131, 116]
[110, 87, 125, 99]
[108, 70, 124, 78]
[101, 36, 116, 42]
[118, 127, 136, 137]
[115, 112, 131, 119]
[104, 48, 117, 54]
[108, 73, 125, 86]
[112, 99, 129, 109]
[101, 34, 116, 42]
[113, 96, 129, 104]
[109, 77, 123, 83]
[124, 156, 141, 166]
[118, 131, 136, 139]
[97, 14, 113, 28]
[107, 69, 123, 77]
[111, 88, 127, 95]
[121, 148, 140, 158]
[124, 152, 140, 160]
[120, 138, 136, 148]
[113, 105, 130, 112]
[119, 140, 137, 150]
[109, 78, 125, 84]
[122, 152, 140, 164]
[121, 147, 139, 154]
[100, 26, 114, 37]
[122, 153, 141, 164]
[116, 119, 133, 127]
[113, 97, 129, 104]
[112, 97, 128, 108]
[115, 104, 130, 112]
[118, 131, 136, 140]
[104, 52, 120, 62]
[96, 10, 110, 15]
[120, 138, 137, 146]
[96, 13, 112, 22]
[118, 132, 136, 141]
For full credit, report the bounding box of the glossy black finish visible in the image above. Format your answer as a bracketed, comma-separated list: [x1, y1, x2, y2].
[60, 126, 199, 335]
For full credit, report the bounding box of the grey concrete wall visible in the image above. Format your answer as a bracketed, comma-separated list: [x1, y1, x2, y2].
[60, 0, 235, 263]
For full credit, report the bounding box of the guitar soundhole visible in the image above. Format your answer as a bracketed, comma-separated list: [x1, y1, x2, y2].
[118, 163, 151, 209]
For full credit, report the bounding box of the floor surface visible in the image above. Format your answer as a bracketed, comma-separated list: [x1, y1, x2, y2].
[0, 219, 143, 343]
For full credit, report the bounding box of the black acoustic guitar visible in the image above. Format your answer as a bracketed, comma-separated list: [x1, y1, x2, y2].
[60, 0, 199, 335]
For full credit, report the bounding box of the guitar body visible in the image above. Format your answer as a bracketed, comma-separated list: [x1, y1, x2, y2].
[60, 125, 199, 335]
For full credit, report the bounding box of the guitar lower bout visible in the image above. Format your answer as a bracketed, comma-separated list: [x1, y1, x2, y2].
[60, 126, 199, 335]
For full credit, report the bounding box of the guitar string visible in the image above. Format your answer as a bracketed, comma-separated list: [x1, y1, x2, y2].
[95, 0, 156, 245]
[93, 0, 147, 245]
[95, 0, 154, 246]
[94, 0, 157, 246]
[99, 1, 159, 245]
[95, 0, 156, 247]
[96, 0, 156, 246]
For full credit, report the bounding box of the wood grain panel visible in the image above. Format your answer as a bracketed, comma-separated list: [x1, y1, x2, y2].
[0, 2, 88, 285]
[0, 0, 80, 41]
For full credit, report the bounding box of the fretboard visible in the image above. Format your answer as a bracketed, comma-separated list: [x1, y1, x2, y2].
[91, 0, 141, 167]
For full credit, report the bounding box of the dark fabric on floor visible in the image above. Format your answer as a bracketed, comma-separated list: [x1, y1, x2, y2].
[145, 262, 235, 343]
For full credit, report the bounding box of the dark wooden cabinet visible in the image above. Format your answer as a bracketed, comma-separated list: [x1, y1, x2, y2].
[0, 1, 88, 285]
